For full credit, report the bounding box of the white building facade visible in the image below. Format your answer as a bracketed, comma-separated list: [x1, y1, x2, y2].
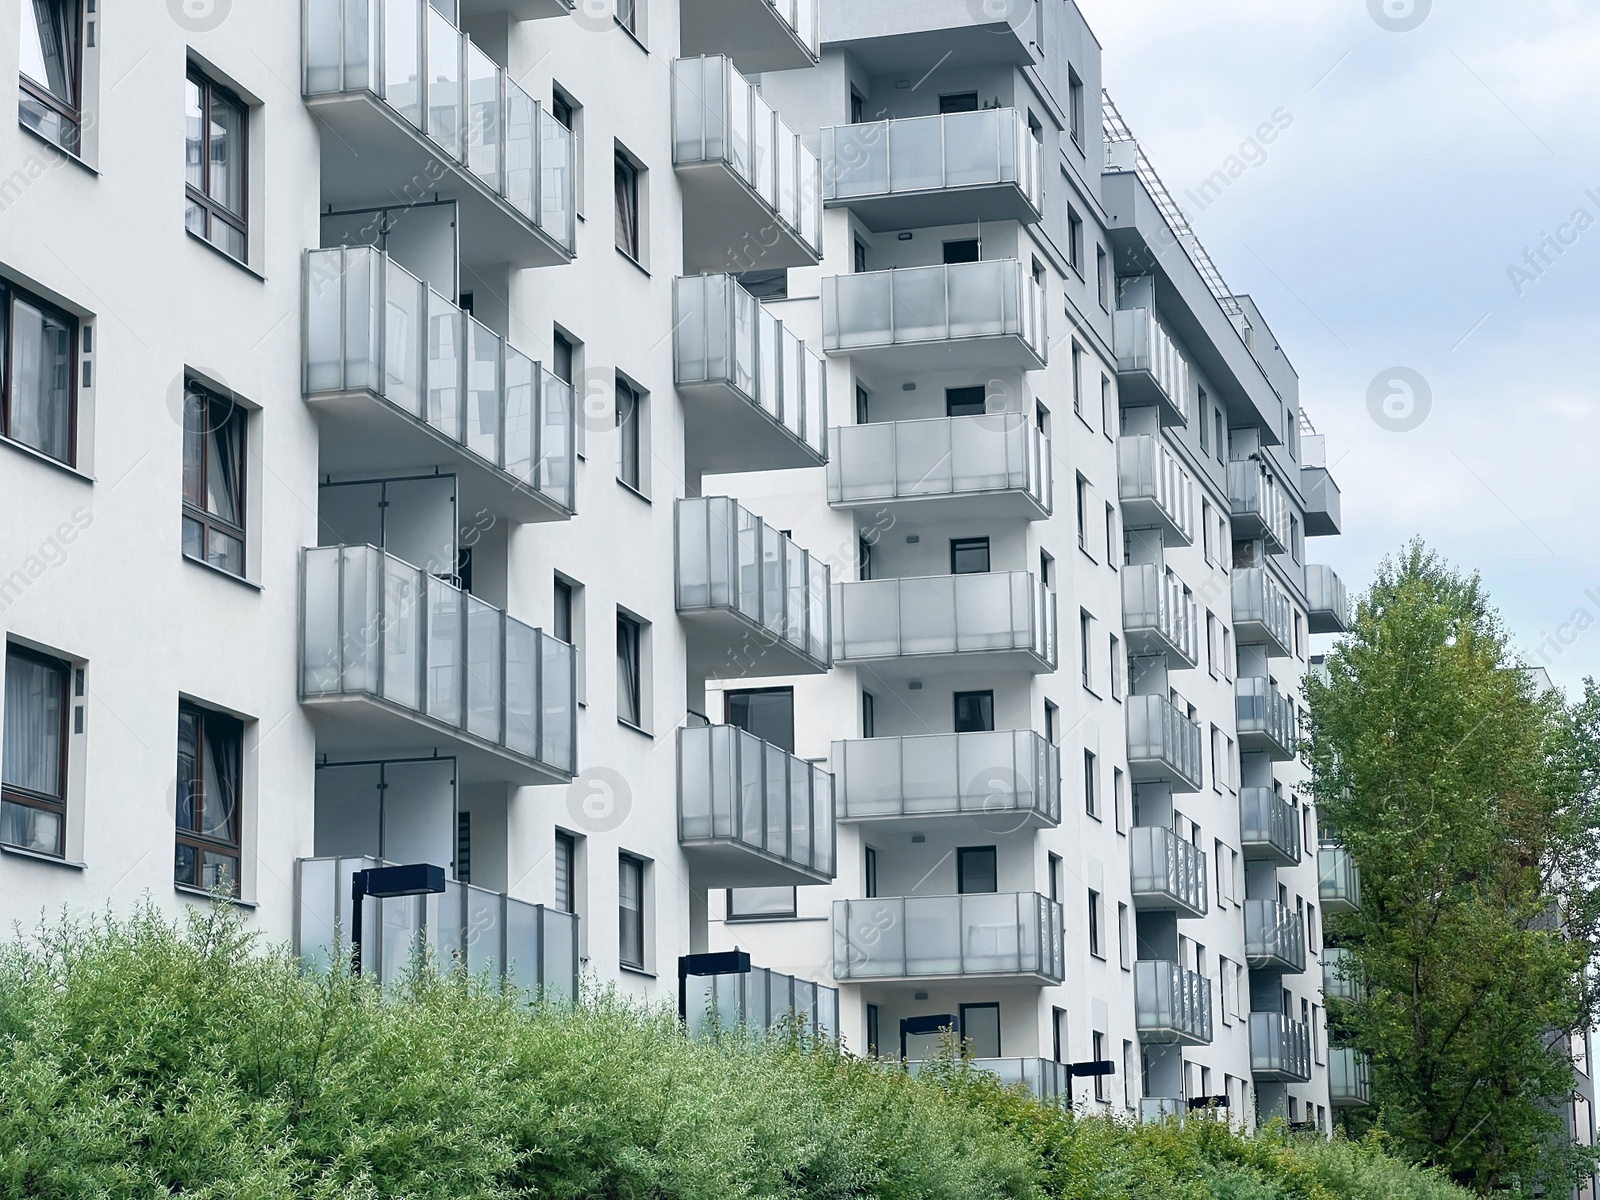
[0, 0, 1359, 1131]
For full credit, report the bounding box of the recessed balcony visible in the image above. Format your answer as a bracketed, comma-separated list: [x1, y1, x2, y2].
[680, 0, 820, 73]
[1125, 694, 1203, 793]
[832, 572, 1057, 674]
[304, 247, 574, 525]
[821, 260, 1048, 373]
[1236, 676, 1296, 761]
[1329, 1047, 1373, 1106]
[1117, 435, 1195, 547]
[1319, 843, 1362, 914]
[1249, 1012, 1312, 1082]
[300, 545, 577, 785]
[1129, 826, 1208, 918]
[672, 55, 822, 272]
[1122, 564, 1198, 668]
[1322, 946, 1362, 1003]
[821, 108, 1044, 231]
[460, 0, 572, 20]
[1114, 304, 1189, 426]
[908, 1057, 1069, 1107]
[675, 497, 831, 679]
[827, 414, 1051, 522]
[677, 723, 836, 887]
[1244, 899, 1306, 973]
[1231, 568, 1294, 658]
[295, 855, 579, 999]
[833, 892, 1065, 983]
[1135, 960, 1214, 1045]
[303, 0, 575, 269]
[831, 729, 1060, 828]
[1227, 458, 1290, 553]
[1306, 564, 1351, 634]
[1239, 787, 1302, 867]
[673, 274, 828, 473]
[685, 963, 839, 1041]
[1301, 434, 1342, 536]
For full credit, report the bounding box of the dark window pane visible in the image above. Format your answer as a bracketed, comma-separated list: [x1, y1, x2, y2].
[0, 800, 60, 854]
[724, 688, 794, 752]
[2, 650, 65, 798]
[185, 78, 205, 191]
[953, 691, 994, 734]
[614, 156, 638, 257]
[206, 404, 244, 525]
[945, 386, 986, 417]
[176, 709, 200, 833]
[961, 1003, 1002, 1058]
[9, 296, 73, 462]
[958, 847, 998, 894]
[20, 0, 77, 104]
[619, 856, 643, 967]
[174, 842, 199, 887]
[939, 92, 979, 114]
[942, 239, 981, 265]
[950, 537, 990, 575]
[616, 616, 641, 726]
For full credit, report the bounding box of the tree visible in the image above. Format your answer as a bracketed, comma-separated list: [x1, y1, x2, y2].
[1306, 540, 1600, 1195]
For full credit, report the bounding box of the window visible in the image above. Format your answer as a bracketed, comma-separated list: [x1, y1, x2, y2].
[615, 376, 642, 490]
[618, 853, 645, 968]
[551, 90, 573, 130]
[1, 645, 69, 856]
[19, 0, 81, 154]
[957, 846, 997, 894]
[950, 536, 990, 575]
[616, 612, 643, 729]
[1198, 390, 1210, 452]
[954, 690, 994, 734]
[1100, 374, 1113, 435]
[938, 92, 979, 114]
[552, 332, 574, 384]
[455, 811, 472, 882]
[185, 70, 248, 263]
[1075, 475, 1090, 551]
[945, 385, 986, 417]
[1036, 399, 1050, 436]
[1039, 549, 1054, 589]
[864, 844, 878, 898]
[1118, 903, 1131, 969]
[861, 691, 875, 738]
[959, 1002, 1001, 1058]
[1052, 1006, 1069, 1062]
[1104, 503, 1117, 565]
[1290, 514, 1303, 564]
[725, 687, 794, 751]
[614, 0, 639, 35]
[181, 381, 247, 577]
[1092, 1030, 1108, 1100]
[1294, 611, 1305, 659]
[1067, 67, 1085, 146]
[1044, 699, 1058, 746]
[554, 831, 576, 913]
[853, 238, 868, 273]
[1201, 499, 1214, 564]
[614, 151, 640, 259]
[942, 238, 981, 265]
[1079, 609, 1094, 690]
[553, 578, 574, 643]
[1048, 852, 1062, 903]
[1113, 767, 1126, 832]
[728, 886, 796, 920]
[858, 536, 873, 581]
[866, 1002, 879, 1056]
[1088, 890, 1102, 957]
[1096, 246, 1108, 309]
[855, 384, 870, 424]
[1109, 634, 1123, 699]
[1067, 208, 1083, 274]
[175, 703, 243, 895]
[1214, 838, 1229, 904]
[1071, 343, 1084, 415]
[1083, 750, 1099, 819]
[0, 278, 77, 465]
[850, 90, 865, 125]
[1214, 409, 1226, 463]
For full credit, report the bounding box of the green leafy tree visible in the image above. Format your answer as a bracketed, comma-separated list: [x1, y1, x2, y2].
[1306, 540, 1600, 1194]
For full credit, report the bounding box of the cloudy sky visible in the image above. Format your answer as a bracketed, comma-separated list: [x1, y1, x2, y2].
[1074, 0, 1600, 694]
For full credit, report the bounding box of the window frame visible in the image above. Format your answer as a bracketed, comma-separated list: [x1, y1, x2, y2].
[1, 643, 71, 858]
[615, 612, 643, 730]
[949, 535, 991, 575]
[956, 845, 998, 895]
[181, 379, 248, 578]
[0, 278, 80, 467]
[174, 701, 244, 896]
[615, 376, 642, 491]
[953, 689, 995, 734]
[184, 67, 250, 264]
[726, 885, 797, 921]
[613, 150, 641, 261]
[554, 830, 576, 913]
[618, 852, 646, 969]
[1083, 749, 1099, 819]
[18, 0, 83, 153]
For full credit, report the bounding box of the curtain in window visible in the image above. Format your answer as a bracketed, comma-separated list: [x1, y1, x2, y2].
[207, 406, 244, 527]
[9, 297, 73, 463]
[2, 653, 63, 796]
[176, 709, 200, 833]
[619, 858, 642, 965]
[614, 160, 637, 256]
[615, 383, 639, 487]
[616, 619, 640, 726]
[20, 0, 76, 102]
[203, 717, 239, 842]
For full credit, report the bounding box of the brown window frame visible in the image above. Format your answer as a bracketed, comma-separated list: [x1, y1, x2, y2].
[18, 0, 83, 154]
[1, 644, 71, 858]
[0, 278, 80, 467]
[181, 379, 248, 576]
[175, 702, 244, 896]
[185, 68, 249, 262]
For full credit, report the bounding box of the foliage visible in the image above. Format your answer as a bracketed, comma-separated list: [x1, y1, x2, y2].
[1305, 539, 1600, 1194]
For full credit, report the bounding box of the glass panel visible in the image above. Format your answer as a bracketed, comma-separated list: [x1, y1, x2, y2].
[827, 123, 887, 198]
[887, 116, 941, 192]
[465, 597, 502, 742]
[890, 266, 947, 343]
[539, 633, 574, 773]
[465, 44, 500, 192]
[539, 369, 574, 510]
[184, 78, 205, 191]
[206, 91, 245, 217]
[383, 0, 422, 128]
[504, 619, 538, 757]
[2, 651, 64, 796]
[425, 6, 462, 158]
[382, 556, 424, 711]
[503, 347, 535, 484]
[425, 578, 463, 730]
[8, 296, 74, 462]
[540, 108, 573, 250]
[427, 290, 463, 442]
[384, 260, 426, 417]
[942, 109, 1000, 188]
[465, 318, 501, 465]
[505, 80, 536, 218]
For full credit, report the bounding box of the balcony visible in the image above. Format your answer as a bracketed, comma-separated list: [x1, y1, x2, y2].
[1117, 435, 1195, 547]
[1319, 843, 1362, 914]
[678, 724, 836, 887]
[672, 56, 821, 272]
[303, 0, 574, 269]
[817, 0, 1039, 68]
[1306, 564, 1351, 635]
[1249, 1012, 1312, 1082]
[821, 108, 1043, 231]
[680, 0, 820, 73]
[1236, 677, 1296, 761]
[831, 730, 1059, 828]
[1129, 827, 1208, 917]
[1122, 565, 1198, 668]
[1244, 899, 1306, 973]
[827, 414, 1051, 522]
[673, 274, 828, 473]
[1114, 305, 1189, 426]
[1301, 434, 1342, 536]
[295, 856, 579, 999]
[1125, 695, 1203, 792]
[1140, 1097, 1186, 1125]
[1227, 458, 1290, 553]
[821, 260, 1048, 373]
[833, 892, 1065, 983]
[908, 1057, 1069, 1107]
[832, 572, 1057, 674]
[1239, 787, 1302, 867]
[301, 546, 576, 783]
[304, 247, 574, 524]
[675, 497, 831, 679]
[1323, 947, 1362, 1003]
[686, 963, 839, 1041]
[460, 0, 572, 19]
[1329, 1047, 1373, 1106]
[1135, 960, 1214, 1045]
[1231, 568, 1293, 658]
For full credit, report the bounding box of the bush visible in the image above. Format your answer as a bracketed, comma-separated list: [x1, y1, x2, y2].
[0, 904, 1471, 1199]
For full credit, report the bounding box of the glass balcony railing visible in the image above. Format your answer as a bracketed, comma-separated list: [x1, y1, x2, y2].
[1236, 676, 1296, 761]
[821, 261, 1048, 368]
[1125, 694, 1203, 792]
[1319, 843, 1362, 914]
[677, 724, 836, 886]
[1135, 960, 1214, 1045]
[1227, 458, 1290, 552]
[1113, 305, 1189, 424]
[686, 963, 839, 1041]
[827, 414, 1051, 516]
[1323, 946, 1362, 1003]
[833, 892, 1065, 982]
[1140, 1097, 1187, 1125]
[1301, 433, 1343, 536]
[1231, 568, 1293, 657]
[304, 247, 574, 518]
[822, 108, 1043, 225]
[303, 0, 575, 255]
[1329, 1046, 1373, 1106]
[672, 55, 822, 262]
[679, 0, 820, 72]
[1244, 899, 1306, 973]
[301, 545, 577, 780]
[673, 274, 827, 468]
[833, 572, 1057, 670]
[831, 730, 1060, 826]
[1306, 564, 1351, 634]
[1117, 435, 1195, 545]
[1122, 564, 1198, 668]
[675, 497, 831, 675]
[1129, 826, 1208, 917]
[1239, 787, 1302, 866]
[1249, 1012, 1312, 1082]
[295, 856, 579, 1000]
[907, 1057, 1070, 1106]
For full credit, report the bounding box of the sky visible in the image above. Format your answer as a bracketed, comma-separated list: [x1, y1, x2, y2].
[1074, 0, 1600, 695]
